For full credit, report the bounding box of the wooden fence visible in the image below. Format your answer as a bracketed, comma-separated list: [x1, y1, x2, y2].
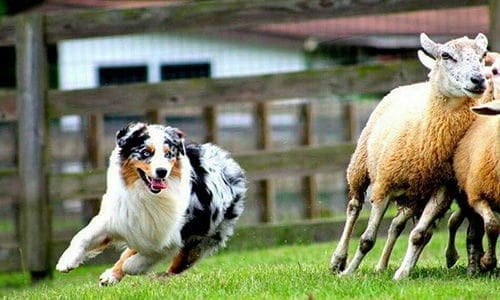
[0, 0, 496, 281]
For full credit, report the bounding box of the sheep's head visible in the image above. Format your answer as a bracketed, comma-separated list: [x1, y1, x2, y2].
[420, 33, 488, 99]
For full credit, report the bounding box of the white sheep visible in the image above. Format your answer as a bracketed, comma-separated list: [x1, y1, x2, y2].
[330, 33, 488, 280]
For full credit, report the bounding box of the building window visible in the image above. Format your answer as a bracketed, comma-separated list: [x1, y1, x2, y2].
[161, 62, 211, 81]
[98, 65, 147, 86]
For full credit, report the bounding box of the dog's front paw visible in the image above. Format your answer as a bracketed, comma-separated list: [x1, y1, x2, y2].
[56, 249, 82, 273]
[99, 268, 123, 287]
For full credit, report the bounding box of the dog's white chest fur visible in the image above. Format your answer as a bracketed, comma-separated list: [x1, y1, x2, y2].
[100, 150, 192, 254]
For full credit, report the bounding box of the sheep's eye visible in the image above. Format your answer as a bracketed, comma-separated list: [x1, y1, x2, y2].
[141, 149, 152, 158]
[480, 52, 487, 62]
[493, 68, 499, 75]
[441, 52, 452, 60]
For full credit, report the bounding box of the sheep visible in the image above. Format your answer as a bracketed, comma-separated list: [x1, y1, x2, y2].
[330, 33, 489, 280]
[446, 82, 500, 275]
[410, 50, 496, 274]
[444, 52, 499, 274]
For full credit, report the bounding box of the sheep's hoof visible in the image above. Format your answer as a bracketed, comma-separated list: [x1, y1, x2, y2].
[393, 268, 410, 281]
[330, 256, 347, 273]
[445, 248, 459, 268]
[479, 255, 496, 272]
[466, 265, 481, 276]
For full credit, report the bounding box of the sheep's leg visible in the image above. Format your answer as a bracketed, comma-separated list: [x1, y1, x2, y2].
[394, 187, 452, 280]
[445, 209, 465, 268]
[465, 213, 485, 275]
[471, 200, 498, 272]
[341, 196, 390, 275]
[330, 197, 364, 273]
[375, 207, 415, 272]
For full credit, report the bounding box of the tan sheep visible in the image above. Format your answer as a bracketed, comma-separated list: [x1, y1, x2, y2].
[447, 99, 500, 273]
[444, 52, 499, 274]
[330, 33, 489, 280]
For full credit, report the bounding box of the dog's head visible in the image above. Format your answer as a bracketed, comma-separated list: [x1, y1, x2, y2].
[115, 122, 185, 194]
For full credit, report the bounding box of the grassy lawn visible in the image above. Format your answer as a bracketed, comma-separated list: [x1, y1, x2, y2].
[0, 230, 498, 300]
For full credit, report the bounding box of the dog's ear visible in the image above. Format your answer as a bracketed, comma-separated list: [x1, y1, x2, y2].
[175, 128, 186, 156]
[165, 126, 186, 155]
[116, 122, 146, 147]
[174, 128, 185, 139]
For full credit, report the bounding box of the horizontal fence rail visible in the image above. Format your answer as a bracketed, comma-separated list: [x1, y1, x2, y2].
[0, 143, 355, 200]
[0, 60, 427, 121]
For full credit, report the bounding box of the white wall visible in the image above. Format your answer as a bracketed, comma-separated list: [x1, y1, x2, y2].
[58, 32, 308, 90]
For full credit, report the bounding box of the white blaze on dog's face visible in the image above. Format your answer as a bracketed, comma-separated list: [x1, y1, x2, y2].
[115, 122, 185, 194]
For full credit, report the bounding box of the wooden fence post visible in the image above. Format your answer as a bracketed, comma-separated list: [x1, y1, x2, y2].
[300, 102, 318, 219]
[16, 14, 52, 281]
[83, 114, 104, 223]
[203, 106, 218, 143]
[255, 102, 275, 223]
[145, 110, 163, 124]
[342, 102, 356, 142]
[490, 0, 500, 51]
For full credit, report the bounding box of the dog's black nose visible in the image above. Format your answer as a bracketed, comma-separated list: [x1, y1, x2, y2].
[156, 168, 168, 178]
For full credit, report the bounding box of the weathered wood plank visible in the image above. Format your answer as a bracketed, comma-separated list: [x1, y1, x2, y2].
[42, 60, 426, 119]
[1, 60, 426, 121]
[0, 143, 355, 200]
[299, 102, 318, 219]
[0, 169, 18, 197]
[0, 0, 487, 46]
[83, 114, 105, 222]
[238, 143, 355, 180]
[0, 89, 16, 121]
[16, 15, 52, 281]
[203, 106, 218, 143]
[255, 102, 274, 223]
[490, 0, 500, 51]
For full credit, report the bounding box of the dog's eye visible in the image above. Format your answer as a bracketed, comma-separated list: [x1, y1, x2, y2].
[141, 149, 152, 158]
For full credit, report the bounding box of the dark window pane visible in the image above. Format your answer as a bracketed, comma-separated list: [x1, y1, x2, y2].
[161, 63, 211, 81]
[98, 66, 147, 86]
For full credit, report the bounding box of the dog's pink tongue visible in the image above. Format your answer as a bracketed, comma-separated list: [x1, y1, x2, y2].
[151, 179, 167, 190]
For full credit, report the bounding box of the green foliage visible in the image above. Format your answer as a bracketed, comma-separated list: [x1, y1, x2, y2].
[1, 231, 498, 299]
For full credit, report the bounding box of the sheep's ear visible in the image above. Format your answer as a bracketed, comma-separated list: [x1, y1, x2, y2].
[474, 33, 488, 51]
[471, 101, 500, 115]
[417, 50, 435, 70]
[420, 33, 440, 59]
[485, 52, 500, 65]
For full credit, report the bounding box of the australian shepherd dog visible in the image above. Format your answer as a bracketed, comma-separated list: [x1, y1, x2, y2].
[56, 122, 246, 286]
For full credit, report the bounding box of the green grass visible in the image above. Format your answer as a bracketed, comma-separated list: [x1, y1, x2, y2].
[1, 230, 498, 300]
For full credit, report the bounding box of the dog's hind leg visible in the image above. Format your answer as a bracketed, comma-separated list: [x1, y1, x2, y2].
[161, 247, 200, 277]
[56, 216, 111, 273]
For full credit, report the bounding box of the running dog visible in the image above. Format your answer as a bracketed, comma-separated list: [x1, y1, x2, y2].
[56, 122, 246, 286]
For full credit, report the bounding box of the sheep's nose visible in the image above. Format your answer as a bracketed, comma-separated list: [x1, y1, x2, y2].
[471, 74, 486, 88]
[156, 168, 168, 178]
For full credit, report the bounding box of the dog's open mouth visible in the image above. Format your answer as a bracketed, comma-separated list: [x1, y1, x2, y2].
[137, 168, 167, 194]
